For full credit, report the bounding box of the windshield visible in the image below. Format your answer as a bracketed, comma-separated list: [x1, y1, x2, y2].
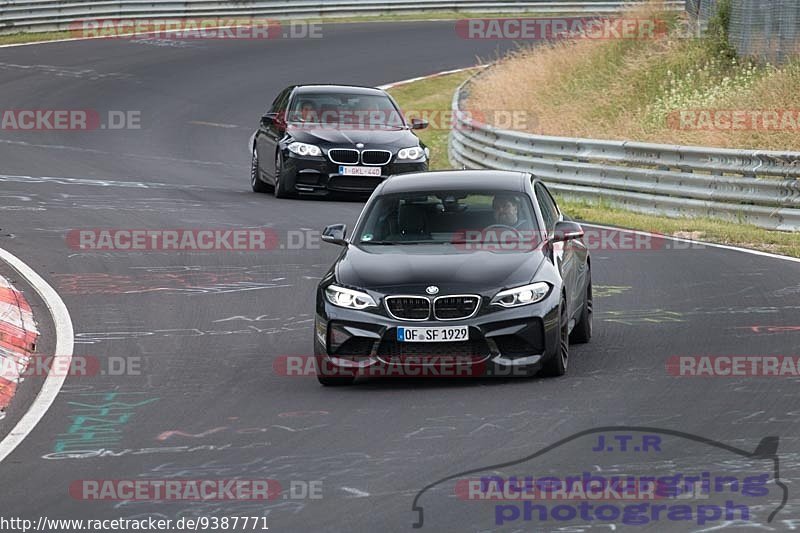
[354, 190, 541, 249]
[286, 92, 404, 128]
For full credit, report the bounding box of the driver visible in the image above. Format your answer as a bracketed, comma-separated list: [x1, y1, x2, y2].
[492, 194, 526, 229]
[298, 101, 317, 122]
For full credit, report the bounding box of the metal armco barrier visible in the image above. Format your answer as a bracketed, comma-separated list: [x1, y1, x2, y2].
[449, 80, 800, 231]
[0, 1, 684, 34]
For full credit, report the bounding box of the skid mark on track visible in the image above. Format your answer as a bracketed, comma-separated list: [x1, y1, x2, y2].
[0, 174, 176, 189]
[74, 314, 312, 344]
[54, 271, 296, 295]
[744, 325, 800, 334]
[189, 120, 243, 129]
[74, 324, 307, 344]
[341, 487, 370, 497]
[601, 304, 800, 326]
[593, 285, 631, 298]
[54, 264, 326, 297]
[0, 141, 235, 167]
[600, 309, 686, 325]
[0, 62, 132, 80]
[131, 38, 198, 48]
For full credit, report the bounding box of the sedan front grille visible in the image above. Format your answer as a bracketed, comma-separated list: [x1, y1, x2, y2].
[361, 150, 392, 166]
[385, 296, 430, 321]
[328, 149, 359, 165]
[433, 295, 480, 320]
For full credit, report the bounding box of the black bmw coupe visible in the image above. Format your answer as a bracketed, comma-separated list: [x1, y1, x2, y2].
[313, 170, 592, 385]
[251, 84, 429, 198]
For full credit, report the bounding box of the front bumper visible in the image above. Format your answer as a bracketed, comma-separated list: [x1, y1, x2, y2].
[313, 292, 561, 379]
[284, 152, 427, 194]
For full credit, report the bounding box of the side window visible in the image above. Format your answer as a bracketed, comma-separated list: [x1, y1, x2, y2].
[540, 183, 561, 220]
[534, 183, 559, 234]
[270, 88, 292, 113]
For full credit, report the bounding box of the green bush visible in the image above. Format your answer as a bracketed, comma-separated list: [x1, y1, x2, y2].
[706, 0, 737, 60]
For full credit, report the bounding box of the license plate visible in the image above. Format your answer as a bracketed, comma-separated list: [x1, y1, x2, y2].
[339, 165, 382, 177]
[397, 326, 469, 343]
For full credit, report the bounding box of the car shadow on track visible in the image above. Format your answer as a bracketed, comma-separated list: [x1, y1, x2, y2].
[345, 375, 558, 390]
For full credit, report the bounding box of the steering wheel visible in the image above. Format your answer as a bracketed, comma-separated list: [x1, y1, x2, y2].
[483, 224, 523, 238]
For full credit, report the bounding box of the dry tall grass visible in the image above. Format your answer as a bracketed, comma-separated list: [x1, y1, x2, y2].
[465, 2, 800, 150]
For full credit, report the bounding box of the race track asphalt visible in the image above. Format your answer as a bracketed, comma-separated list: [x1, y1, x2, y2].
[0, 20, 799, 532]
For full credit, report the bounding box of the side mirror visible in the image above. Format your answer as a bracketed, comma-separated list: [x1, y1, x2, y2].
[322, 224, 348, 246]
[260, 112, 276, 126]
[552, 220, 584, 242]
[410, 118, 429, 130]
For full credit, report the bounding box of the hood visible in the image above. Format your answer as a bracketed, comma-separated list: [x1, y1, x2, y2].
[335, 244, 545, 294]
[287, 125, 419, 148]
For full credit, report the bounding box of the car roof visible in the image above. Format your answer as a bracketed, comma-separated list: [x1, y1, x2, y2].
[293, 85, 387, 96]
[379, 170, 529, 194]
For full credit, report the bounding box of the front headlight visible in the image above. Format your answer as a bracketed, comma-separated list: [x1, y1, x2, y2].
[397, 146, 425, 160]
[288, 142, 322, 157]
[491, 282, 551, 308]
[325, 285, 377, 310]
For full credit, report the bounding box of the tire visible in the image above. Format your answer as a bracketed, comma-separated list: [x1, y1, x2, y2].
[250, 146, 271, 193]
[570, 275, 592, 344]
[273, 151, 293, 199]
[541, 296, 569, 377]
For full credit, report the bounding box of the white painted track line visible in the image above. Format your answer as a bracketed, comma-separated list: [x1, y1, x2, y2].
[583, 223, 800, 264]
[0, 246, 74, 464]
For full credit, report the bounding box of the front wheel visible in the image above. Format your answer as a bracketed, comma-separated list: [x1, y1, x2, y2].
[273, 151, 294, 199]
[250, 146, 270, 193]
[541, 296, 569, 377]
[570, 276, 592, 344]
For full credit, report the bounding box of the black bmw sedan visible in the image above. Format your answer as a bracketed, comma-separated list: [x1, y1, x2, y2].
[313, 170, 592, 385]
[250, 84, 429, 198]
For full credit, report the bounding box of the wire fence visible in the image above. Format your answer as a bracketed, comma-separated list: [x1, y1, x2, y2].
[688, 0, 800, 64]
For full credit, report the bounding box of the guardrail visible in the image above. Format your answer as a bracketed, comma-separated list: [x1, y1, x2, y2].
[0, 1, 685, 34]
[449, 79, 800, 231]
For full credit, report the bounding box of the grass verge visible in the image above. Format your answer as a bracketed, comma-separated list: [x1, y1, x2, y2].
[387, 71, 800, 259]
[386, 70, 476, 170]
[463, 2, 800, 151]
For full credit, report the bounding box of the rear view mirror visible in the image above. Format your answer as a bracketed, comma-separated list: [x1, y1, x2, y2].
[322, 224, 348, 246]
